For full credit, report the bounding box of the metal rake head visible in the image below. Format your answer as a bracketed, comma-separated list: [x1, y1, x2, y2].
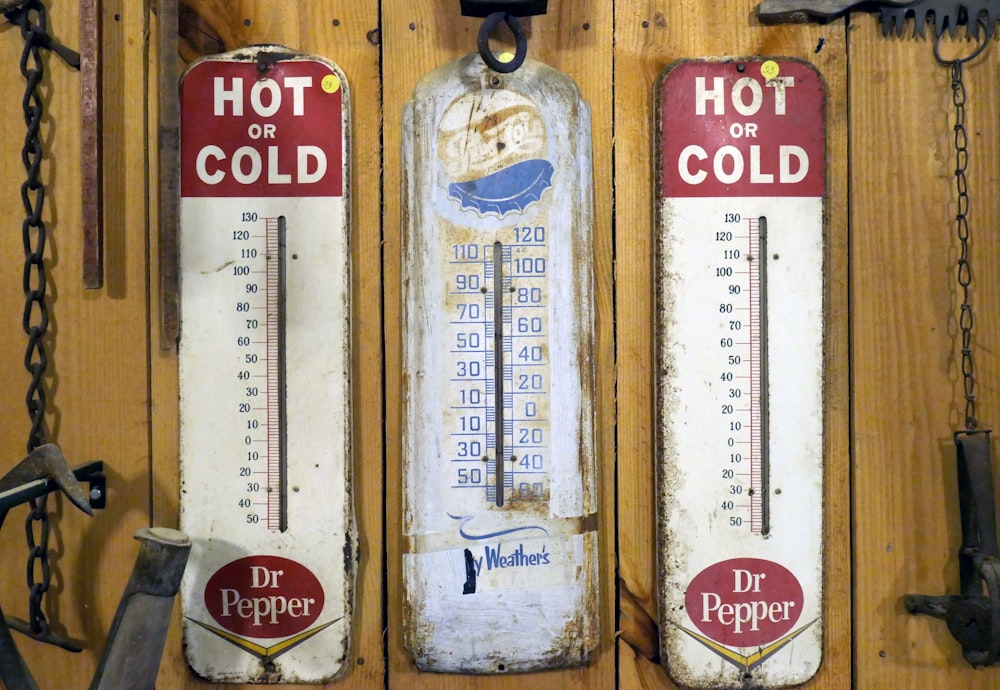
[757, 1, 1000, 40]
[879, 1, 1000, 38]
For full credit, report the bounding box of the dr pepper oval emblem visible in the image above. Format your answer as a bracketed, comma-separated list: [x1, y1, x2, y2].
[685, 557, 803, 647]
[204, 555, 325, 638]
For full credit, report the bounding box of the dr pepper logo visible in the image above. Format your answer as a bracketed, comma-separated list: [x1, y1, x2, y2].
[204, 556, 324, 638]
[685, 557, 803, 647]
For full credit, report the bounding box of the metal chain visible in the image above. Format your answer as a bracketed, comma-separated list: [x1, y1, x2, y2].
[948, 58, 978, 431]
[13, 0, 54, 639]
[933, 23, 990, 431]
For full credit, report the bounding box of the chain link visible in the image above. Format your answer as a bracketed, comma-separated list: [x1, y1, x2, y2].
[13, 0, 53, 638]
[948, 59, 978, 431]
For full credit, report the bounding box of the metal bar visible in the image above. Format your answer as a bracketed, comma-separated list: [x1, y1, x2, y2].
[758, 216, 770, 535]
[81, 0, 102, 288]
[278, 216, 288, 532]
[493, 241, 504, 507]
[158, 0, 180, 348]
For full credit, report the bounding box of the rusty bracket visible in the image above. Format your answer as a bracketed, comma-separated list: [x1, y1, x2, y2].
[905, 430, 1000, 667]
[0, 456, 104, 521]
[757, 0, 1000, 39]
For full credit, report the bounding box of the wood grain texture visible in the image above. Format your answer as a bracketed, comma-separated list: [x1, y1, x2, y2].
[383, 1, 616, 688]
[1, 1, 1000, 688]
[147, 2, 384, 688]
[850, 12, 1000, 688]
[0, 0, 153, 687]
[613, 2, 850, 688]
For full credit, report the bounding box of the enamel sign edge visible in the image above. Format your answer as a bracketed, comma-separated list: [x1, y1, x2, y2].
[654, 57, 826, 689]
[177, 46, 355, 684]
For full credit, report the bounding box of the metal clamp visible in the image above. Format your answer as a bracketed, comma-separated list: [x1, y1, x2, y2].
[905, 430, 1000, 667]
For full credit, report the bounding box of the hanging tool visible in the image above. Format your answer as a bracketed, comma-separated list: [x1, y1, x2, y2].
[899, 25, 998, 666]
[905, 432, 1000, 667]
[757, 0, 1000, 38]
[89, 528, 191, 690]
[459, 0, 548, 72]
[0, 527, 189, 689]
[0, 447, 103, 652]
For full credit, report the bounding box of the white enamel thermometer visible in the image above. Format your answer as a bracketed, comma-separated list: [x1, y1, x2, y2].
[655, 58, 826, 689]
[402, 54, 599, 673]
[177, 46, 354, 683]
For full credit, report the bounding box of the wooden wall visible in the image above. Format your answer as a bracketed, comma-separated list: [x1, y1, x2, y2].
[0, 1, 997, 688]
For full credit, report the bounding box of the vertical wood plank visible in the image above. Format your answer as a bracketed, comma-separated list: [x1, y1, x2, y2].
[0, 0, 154, 687]
[613, 2, 851, 688]
[383, 1, 616, 688]
[148, 2, 384, 687]
[850, 13, 1000, 687]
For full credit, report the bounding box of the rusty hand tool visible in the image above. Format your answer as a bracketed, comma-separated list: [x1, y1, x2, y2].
[89, 528, 191, 690]
[758, 0, 1000, 38]
[905, 432, 1000, 667]
[0, 528, 190, 689]
[0, 444, 93, 517]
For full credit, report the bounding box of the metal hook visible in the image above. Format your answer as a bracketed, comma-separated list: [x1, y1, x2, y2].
[477, 12, 528, 73]
[933, 16, 992, 65]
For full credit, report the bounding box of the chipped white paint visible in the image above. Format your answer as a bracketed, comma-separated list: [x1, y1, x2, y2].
[402, 54, 598, 674]
[655, 58, 825, 688]
[177, 47, 354, 683]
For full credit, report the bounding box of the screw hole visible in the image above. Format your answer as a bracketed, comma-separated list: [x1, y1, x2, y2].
[497, 664, 506, 671]
[243, 18, 252, 27]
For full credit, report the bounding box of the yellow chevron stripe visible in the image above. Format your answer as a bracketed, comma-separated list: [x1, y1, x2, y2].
[187, 618, 269, 659]
[266, 619, 337, 657]
[186, 617, 340, 662]
[672, 618, 820, 672]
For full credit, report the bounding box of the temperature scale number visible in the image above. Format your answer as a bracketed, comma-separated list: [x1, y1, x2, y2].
[715, 215, 769, 534]
[447, 226, 550, 506]
[232, 214, 288, 531]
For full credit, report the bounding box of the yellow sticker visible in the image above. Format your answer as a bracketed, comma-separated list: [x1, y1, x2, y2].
[760, 60, 780, 80]
[321, 74, 341, 94]
[498, 52, 515, 64]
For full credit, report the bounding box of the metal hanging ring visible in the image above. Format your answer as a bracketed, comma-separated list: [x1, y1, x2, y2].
[934, 18, 991, 65]
[477, 12, 527, 73]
